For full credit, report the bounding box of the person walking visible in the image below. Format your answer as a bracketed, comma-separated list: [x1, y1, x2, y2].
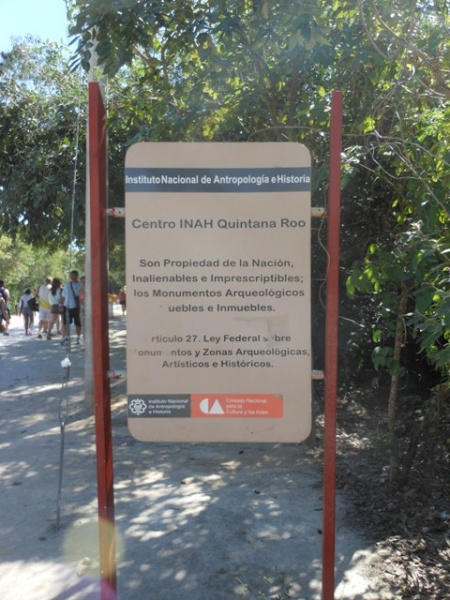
[78, 275, 86, 339]
[19, 288, 35, 336]
[37, 277, 52, 339]
[0, 294, 9, 334]
[0, 279, 11, 335]
[60, 270, 82, 345]
[119, 287, 126, 315]
[47, 277, 63, 340]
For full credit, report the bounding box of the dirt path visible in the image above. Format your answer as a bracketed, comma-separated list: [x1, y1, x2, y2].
[0, 311, 396, 599]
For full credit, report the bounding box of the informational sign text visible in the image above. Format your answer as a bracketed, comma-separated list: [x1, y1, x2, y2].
[125, 142, 311, 442]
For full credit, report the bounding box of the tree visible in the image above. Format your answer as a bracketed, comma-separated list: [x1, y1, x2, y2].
[0, 40, 87, 247]
[65, 0, 450, 482]
[344, 0, 450, 483]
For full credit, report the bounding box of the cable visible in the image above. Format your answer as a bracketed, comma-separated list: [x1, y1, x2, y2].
[55, 72, 84, 530]
[68, 78, 83, 273]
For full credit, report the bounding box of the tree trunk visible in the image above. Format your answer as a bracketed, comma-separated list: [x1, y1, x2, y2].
[388, 282, 414, 487]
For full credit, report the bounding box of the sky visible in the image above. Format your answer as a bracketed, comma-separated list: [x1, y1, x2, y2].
[0, 0, 70, 52]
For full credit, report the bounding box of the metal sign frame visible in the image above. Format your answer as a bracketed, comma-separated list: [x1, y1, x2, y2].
[88, 83, 342, 600]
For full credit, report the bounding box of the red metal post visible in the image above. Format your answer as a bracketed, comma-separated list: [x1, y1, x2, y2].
[322, 90, 342, 600]
[88, 81, 117, 598]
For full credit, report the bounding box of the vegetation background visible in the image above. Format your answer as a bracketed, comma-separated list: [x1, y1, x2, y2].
[1, 1, 450, 596]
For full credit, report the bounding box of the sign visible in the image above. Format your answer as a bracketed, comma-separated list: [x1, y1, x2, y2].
[125, 142, 311, 442]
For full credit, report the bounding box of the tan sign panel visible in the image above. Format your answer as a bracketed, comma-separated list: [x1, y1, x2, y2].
[125, 142, 311, 442]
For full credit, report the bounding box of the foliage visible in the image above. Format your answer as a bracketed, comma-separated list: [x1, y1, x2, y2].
[67, 2, 450, 388]
[2, 2, 450, 400]
[0, 40, 87, 247]
[344, 40, 450, 385]
[69, 0, 355, 147]
[336, 1, 450, 483]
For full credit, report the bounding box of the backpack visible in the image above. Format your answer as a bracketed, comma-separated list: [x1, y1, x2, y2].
[27, 297, 39, 312]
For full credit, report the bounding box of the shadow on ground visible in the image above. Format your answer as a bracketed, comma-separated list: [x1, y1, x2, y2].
[0, 311, 396, 600]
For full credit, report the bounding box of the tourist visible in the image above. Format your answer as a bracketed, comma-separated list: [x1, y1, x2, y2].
[0, 279, 10, 335]
[47, 278, 63, 340]
[37, 277, 52, 339]
[19, 288, 35, 336]
[60, 270, 82, 345]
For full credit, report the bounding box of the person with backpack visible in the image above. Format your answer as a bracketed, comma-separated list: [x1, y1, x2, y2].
[19, 288, 35, 336]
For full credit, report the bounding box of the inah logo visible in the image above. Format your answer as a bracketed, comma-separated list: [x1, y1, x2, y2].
[129, 398, 147, 416]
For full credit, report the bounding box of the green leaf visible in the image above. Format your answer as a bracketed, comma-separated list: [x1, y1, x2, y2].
[372, 329, 382, 343]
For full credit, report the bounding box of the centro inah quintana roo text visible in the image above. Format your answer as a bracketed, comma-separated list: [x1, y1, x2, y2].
[131, 218, 306, 229]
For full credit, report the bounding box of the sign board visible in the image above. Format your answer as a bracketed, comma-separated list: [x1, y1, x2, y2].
[125, 142, 311, 442]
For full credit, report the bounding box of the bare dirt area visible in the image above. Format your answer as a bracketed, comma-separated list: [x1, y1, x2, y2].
[0, 309, 423, 600]
[331, 385, 450, 600]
